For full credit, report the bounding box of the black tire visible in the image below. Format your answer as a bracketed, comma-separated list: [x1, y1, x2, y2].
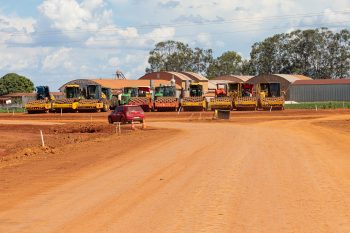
[121, 117, 126, 124]
[102, 104, 109, 112]
[108, 117, 113, 124]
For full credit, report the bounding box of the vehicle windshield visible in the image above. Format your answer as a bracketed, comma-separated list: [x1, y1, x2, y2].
[66, 87, 79, 98]
[163, 87, 175, 97]
[126, 106, 143, 112]
[217, 84, 226, 90]
[261, 83, 280, 97]
[87, 85, 100, 99]
[36, 86, 49, 100]
[124, 88, 138, 97]
[242, 84, 253, 97]
[269, 83, 281, 97]
[228, 83, 239, 92]
[190, 85, 202, 97]
[155, 87, 164, 95]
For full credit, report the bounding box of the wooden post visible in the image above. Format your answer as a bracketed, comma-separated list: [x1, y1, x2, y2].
[40, 130, 45, 147]
[116, 122, 121, 135]
[177, 106, 182, 115]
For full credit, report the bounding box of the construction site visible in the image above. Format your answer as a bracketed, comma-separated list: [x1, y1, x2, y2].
[1, 72, 350, 232]
[12, 72, 329, 114]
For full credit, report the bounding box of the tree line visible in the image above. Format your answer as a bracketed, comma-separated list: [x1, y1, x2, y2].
[1, 28, 348, 95]
[146, 28, 350, 79]
[0, 73, 34, 96]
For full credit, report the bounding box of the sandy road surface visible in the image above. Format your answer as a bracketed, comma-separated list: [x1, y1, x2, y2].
[1, 114, 350, 232]
[0, 120, 64, 125]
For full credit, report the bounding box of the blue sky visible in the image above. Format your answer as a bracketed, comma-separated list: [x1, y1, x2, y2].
[1, 0, 350, 90]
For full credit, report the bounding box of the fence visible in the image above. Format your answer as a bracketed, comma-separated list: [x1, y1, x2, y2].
[0, 105, 25, 113]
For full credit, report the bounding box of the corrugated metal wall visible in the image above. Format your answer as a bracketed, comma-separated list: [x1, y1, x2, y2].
[290, 84, 350, 101]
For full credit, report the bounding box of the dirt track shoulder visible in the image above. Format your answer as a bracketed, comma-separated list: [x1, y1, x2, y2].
[0, 126, 179, 211]
[2, 111, 350, 232]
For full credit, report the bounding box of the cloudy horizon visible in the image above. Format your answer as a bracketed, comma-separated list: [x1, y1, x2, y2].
[1, 0, 350, 90]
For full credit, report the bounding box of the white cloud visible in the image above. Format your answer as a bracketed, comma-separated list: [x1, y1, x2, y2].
[38, 0, 91, 31]
[0, 45, 46, 71]
[81, 0, 105, 11]
[38, 0, 112, 35]
[195, 33, 212, 47]
[109, 0, 128, 4]
[146, 27, 175, 42]
[124, 54, 149, 79]
[2, 0, 350, 89]
[85, 26, 175, 48]
[322, 8, 350, 26]
[42, 47, 73, 71]
[108, 57, 120, 67]
[0, 13, 36, 44]
[0, 51, 32, 70]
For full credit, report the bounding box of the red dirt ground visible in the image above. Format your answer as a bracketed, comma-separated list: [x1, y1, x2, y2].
[1, 109, 350, 232]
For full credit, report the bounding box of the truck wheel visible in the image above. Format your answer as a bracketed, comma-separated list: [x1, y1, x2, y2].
[121, 117, 126, 124]
[102, 104, 109, 112]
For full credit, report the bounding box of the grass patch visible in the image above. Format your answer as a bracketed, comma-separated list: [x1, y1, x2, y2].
[285, 102, 350, 109]
[0, 107, 25, 113]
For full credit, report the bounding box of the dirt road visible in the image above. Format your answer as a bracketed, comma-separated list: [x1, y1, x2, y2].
[1, 114, 350, 232]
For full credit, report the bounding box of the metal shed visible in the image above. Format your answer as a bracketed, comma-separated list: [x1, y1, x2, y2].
[290, 79, 350, 102]
[139, 71, 208, 92]
[59, 78, 182, 92]
[248, 74, 312, 99]
[58, 79, 98, 92]
[212, 75, 253, 83]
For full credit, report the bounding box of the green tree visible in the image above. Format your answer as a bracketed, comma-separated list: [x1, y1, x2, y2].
[332, 29, 350, 78]
[0, 73, 34, 95]
[249, 28, 350, 79]
[191, 47, 214, 74]
[241, 59, 256, 76]
[146, 40, 213, 75]
[207, 51, 243, 78]
[250, 33, 291, 74]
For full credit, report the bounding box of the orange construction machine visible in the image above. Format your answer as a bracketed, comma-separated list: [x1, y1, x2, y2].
[208, 83, 232, 110]
[128, 86, 154, 112]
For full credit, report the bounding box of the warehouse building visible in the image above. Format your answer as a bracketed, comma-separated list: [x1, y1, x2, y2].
[208, 75, 254, 95]
[59, 72, 208, 93]
[139, 71, 209, 93]
[59, 79, 181, 94]
[208, 80, 234, 92]
[289, 79, 350, 102]
[212, 75, 253, 83]
[248, 74, 312, 99]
